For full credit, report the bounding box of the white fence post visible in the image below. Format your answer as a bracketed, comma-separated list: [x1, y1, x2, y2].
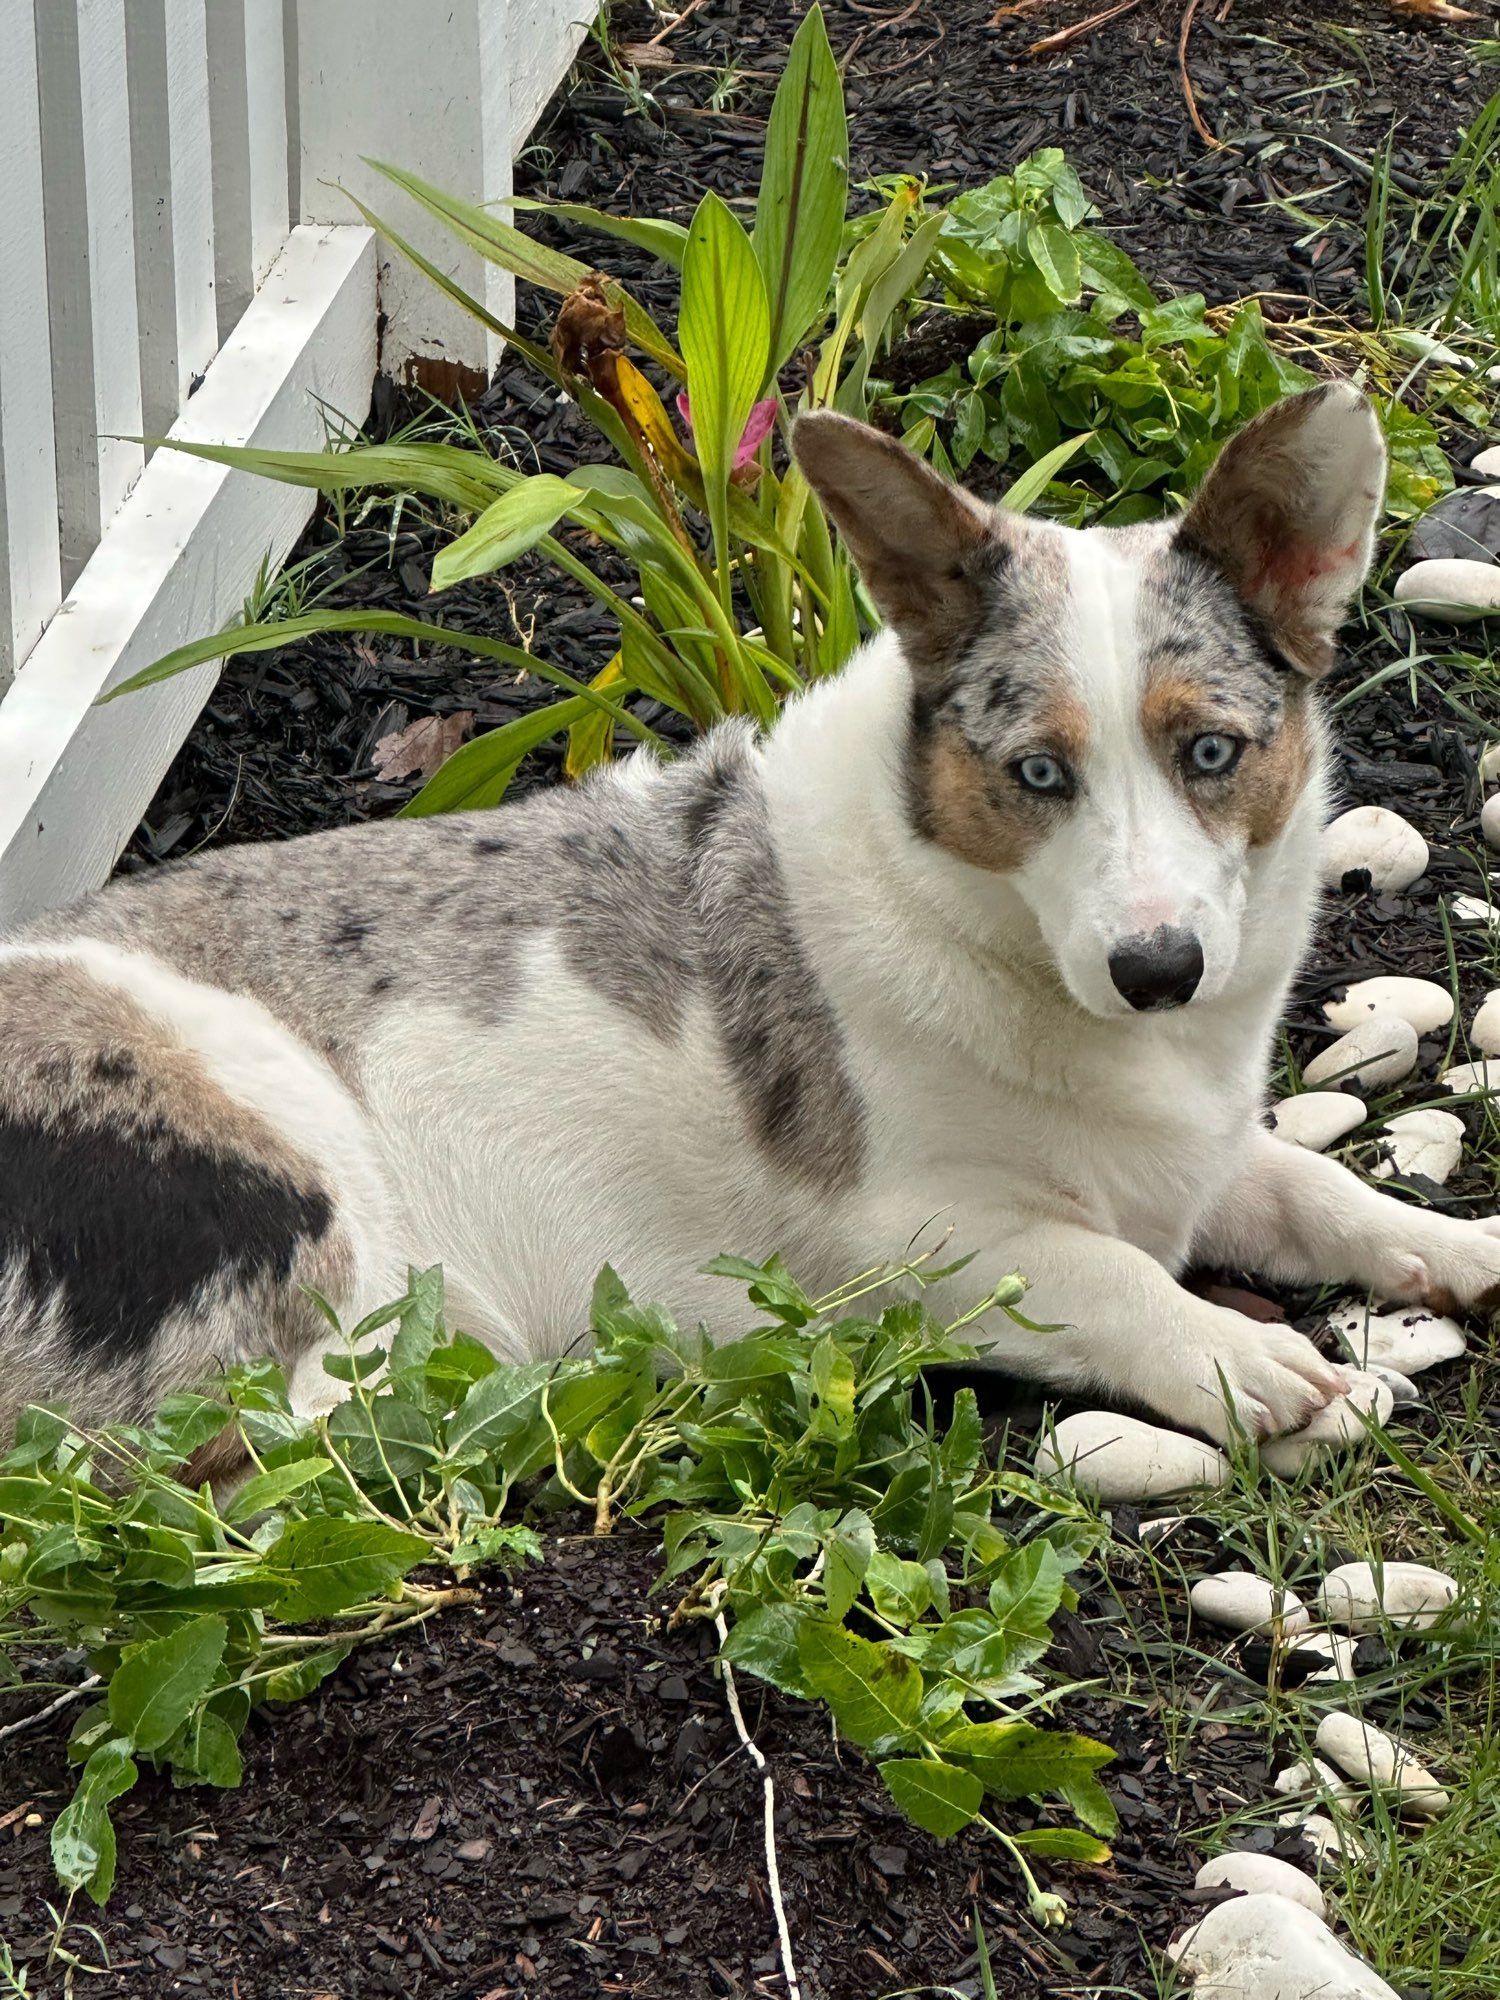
[206, 0, 290, 344]
[0, 0, 61, 689]
[125, 0, 219, 444]
[293, 0, 517, 392]
[33, 0, 145, 589]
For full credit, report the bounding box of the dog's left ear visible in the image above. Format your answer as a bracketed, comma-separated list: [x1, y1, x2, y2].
[1178, 382, 1386, 676]
[792, 410, 1005, 670]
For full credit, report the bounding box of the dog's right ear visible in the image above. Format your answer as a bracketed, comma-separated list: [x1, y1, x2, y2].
[792, 412, 1005, 668]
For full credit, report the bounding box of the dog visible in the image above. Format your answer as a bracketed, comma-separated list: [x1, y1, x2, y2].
[3, 382, 1496, 1455]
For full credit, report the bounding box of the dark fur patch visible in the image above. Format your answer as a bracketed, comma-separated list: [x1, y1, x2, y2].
[682, 748, 868, 1192]
[0, 1112, 333, 1361]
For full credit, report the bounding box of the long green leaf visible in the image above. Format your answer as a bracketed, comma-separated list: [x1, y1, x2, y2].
[679, 192, 770, 613]
[401, 696, 596, 816]
[1001, 432, 1092, 514]
[796, 1619, 921, 1749]
[511, 196, 689, 267]
[432, 475, 588, 589]
[102, 611, 656, 754]
[155, 436, 510, 513]
[753, 3, 848, 377]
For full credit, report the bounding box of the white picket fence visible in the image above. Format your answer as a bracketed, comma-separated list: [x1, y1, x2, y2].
[0, 0, 595, 926]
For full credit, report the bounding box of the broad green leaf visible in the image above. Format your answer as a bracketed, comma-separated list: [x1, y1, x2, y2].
[328, 1395, 436, 1485]
[941, 1719, 1117, 1833]
[939, 1388, 985, 1483]
[263, 1519, 426, 1622]
[881, 1757, 983, 1838]
[809, 1335, 856, 1439]
[108, 1615, 228, 1754]
[753, 3, 848, 375]
[169, 1709, 243, 1789]
[986, 1542, 1067, 1645]
[719, 1603, 813, 1698]
[223, 1457, 335, 1524]
[52, 1739, 138, 1903]
[432, 475, 588, 590]
[1025, 222, 1082, 305]
[448, 1360, 560, 1457]
[263, 1643, 353, 1704]
[866, 1550, 934, 1625]
[824, 1508, 875, 1620]
[796, 1620, 921, 1748]
[679, 191, 770, 597]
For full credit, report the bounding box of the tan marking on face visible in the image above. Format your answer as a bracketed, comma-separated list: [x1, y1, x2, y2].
[1141, 671, 1313, 850]
[911, 691, 1090, 874]
[1237, 703, 1313, 848]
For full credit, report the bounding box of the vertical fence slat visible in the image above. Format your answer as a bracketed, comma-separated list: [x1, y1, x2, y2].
[34, 0, 145, 588]
[126, 0, 217, 444]
[0, 0, 61, 688]
[206, 0, 289, 344]
[295, 0, 513, 387]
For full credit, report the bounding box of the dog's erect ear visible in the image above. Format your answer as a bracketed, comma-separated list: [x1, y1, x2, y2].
[1178, 382, 1386, 676]
[792, 411, 1004, 668]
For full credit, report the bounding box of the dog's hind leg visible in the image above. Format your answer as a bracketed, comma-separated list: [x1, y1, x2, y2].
[0, 944, 399, 1444]
[1193, 1126, 1500, 1317]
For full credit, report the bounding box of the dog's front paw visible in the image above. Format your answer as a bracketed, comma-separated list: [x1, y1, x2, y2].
[1372, 1214, 1500, 1317]
[1176, 1315, 1356, 1445]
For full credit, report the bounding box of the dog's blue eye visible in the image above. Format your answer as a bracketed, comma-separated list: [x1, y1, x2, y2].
[1188, 733, 1241, 777]
[1016, 754, 1069, 794]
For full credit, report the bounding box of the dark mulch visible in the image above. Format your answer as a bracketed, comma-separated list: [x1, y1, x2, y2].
[0, 1528, 1277, 2000]
[9, 1, 1496, 1994]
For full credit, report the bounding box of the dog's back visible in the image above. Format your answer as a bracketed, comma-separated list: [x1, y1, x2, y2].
[0, 723, 867, 1432]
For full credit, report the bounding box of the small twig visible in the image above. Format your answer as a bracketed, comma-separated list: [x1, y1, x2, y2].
[0, 1676, 100, 1745]
[1029, 0, 1140, 55]
[715, 1612, 803, 2000]
[1178, 0, 1222, 150]
[988, 0, 1055, 20]
[642, 0, 714, 49]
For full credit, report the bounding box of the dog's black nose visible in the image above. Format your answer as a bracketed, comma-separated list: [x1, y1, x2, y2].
[1108, 927, 1204, 1011]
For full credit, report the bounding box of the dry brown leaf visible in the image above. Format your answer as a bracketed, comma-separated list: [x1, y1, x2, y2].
[372, 711, 473, 784]
[1390, 0, 1478, 16]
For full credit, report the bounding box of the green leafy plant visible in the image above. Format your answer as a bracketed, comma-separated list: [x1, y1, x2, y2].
[104, 8, 1075, 810]
[3, 1255, 1113, 1927]
[108, 42, 1488, 811]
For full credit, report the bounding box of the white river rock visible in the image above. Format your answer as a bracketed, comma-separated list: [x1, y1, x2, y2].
[1320, 806, 1429, 892]
[1303, 1016, 1419, 1093]
[1394, 557, 1500, 623]
[1315, 1711, 1451, 1819]
[1474, 445, 1500, 480]
[1371, 1108, 1464, 1185]
[1441, 1054, 1500, 1090]
[1189, 1570, 1310, 1637]
[1471, 989, 1500, 1054]
[1484, 794, 1500, 852]
[1170, 1893, 1395, 1997]
[1271, 1092, 1365, 1151]
[1298, 1630, 1361, 1684]
[1449, 896, 1500, 927]
[1327, 1303, 1467, 1374]
[1273, 1756, 1357, 1807]
[1034, 1411, 1229, 1502]
[1259, 1375, 1393, 1477]
[1194, 1851, 1326, 1917]
[1318, 1560, 1459, 1634]
[1324, 976, 1454, 1037]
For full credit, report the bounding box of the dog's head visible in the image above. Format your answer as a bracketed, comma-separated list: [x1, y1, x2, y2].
[794, 385, 1385, 1018]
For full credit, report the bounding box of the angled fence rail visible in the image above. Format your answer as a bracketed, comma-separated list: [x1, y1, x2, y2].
[0, 0, 595, 927]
